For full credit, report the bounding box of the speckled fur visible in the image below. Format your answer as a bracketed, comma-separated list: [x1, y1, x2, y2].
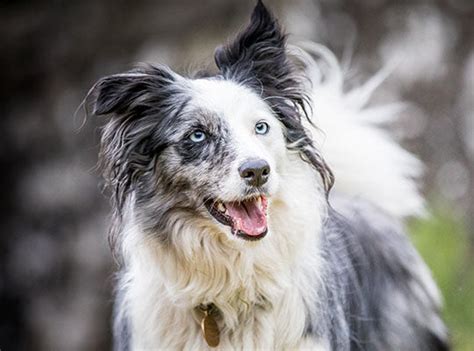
[88, 1, 449, 350]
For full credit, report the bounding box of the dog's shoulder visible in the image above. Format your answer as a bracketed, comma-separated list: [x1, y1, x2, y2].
[320, 196, 449, 350]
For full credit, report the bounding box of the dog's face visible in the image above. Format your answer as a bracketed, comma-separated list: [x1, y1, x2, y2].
[90, 1, 332, 244]
[168, 79, 286, 240]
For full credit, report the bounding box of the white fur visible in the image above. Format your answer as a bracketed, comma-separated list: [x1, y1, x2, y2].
[189, 79, 283, 204]
[118, 44, 426, 350]
[123, 159, 327, 350]
[294, 43, 425, 218]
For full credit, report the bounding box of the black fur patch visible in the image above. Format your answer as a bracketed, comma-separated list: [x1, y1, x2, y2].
[176, 111, 233, 167]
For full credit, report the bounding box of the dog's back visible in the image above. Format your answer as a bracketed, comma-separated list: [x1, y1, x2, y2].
[315, 198, 448, 350]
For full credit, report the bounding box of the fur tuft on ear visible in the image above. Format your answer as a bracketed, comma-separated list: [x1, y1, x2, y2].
[214, 0, 288, 92]
[90, 65, 177, 116]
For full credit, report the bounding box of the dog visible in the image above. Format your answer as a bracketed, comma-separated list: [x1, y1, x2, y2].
[87, 1, 449, 350]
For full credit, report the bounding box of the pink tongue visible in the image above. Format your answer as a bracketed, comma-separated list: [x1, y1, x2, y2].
[226, 198, 267, 236]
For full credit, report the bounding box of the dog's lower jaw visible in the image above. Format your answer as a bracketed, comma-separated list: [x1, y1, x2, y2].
[120, 158, 326, 350]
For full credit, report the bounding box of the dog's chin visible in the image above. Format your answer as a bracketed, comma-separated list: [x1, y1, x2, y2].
[204, 195, 269, 242]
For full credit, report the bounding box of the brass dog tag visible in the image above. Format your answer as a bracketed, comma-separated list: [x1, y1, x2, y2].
[201, 310, 220, 347]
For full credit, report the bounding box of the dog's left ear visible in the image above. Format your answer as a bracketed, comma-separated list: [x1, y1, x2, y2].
[214, 0, 290, 92]
[215, 1, 334, 194]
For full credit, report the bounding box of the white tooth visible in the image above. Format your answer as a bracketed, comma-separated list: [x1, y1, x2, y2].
[256, 197, 262, 208]
[217, 202, 226, 213]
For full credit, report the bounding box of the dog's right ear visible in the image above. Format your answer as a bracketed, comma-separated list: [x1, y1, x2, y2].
[86, 65, 186, 217]
[89, 65, 179, 116]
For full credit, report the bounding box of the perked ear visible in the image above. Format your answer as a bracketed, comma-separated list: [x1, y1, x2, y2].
[214, 0, 289, 90]
[215, 1, 334, 194]
[90, 65, 178, 116]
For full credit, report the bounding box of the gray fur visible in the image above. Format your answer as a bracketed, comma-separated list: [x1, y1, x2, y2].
[113, 285, 130, 351]
[304, 197, 449, 350]
[86, 2, 449, 350]
[88, 68, 237, 248]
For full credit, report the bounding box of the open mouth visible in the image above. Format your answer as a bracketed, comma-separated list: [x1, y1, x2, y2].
[205, 195, 268, 241]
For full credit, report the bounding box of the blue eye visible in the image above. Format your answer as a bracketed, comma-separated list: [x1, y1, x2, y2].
[189, 130, 206, 143]
[255, 121, 270, 135]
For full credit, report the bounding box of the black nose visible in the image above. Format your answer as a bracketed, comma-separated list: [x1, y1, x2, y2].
[239, 159, 270, 187]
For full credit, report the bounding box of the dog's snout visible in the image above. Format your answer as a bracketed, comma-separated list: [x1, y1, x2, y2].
[239, 159, 270, 187]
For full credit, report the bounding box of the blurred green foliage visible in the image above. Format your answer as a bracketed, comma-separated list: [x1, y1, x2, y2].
[409, 209, 474, 351]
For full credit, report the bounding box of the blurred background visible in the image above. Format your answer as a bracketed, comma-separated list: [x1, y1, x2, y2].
[1, 0, 473, 350]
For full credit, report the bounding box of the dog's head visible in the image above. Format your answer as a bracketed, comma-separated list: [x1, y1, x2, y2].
[89, 1, 333, 245]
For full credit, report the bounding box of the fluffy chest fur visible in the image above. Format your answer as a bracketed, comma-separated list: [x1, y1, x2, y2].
[117, 156, 326, 350]
[124, 247, 320, 350]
